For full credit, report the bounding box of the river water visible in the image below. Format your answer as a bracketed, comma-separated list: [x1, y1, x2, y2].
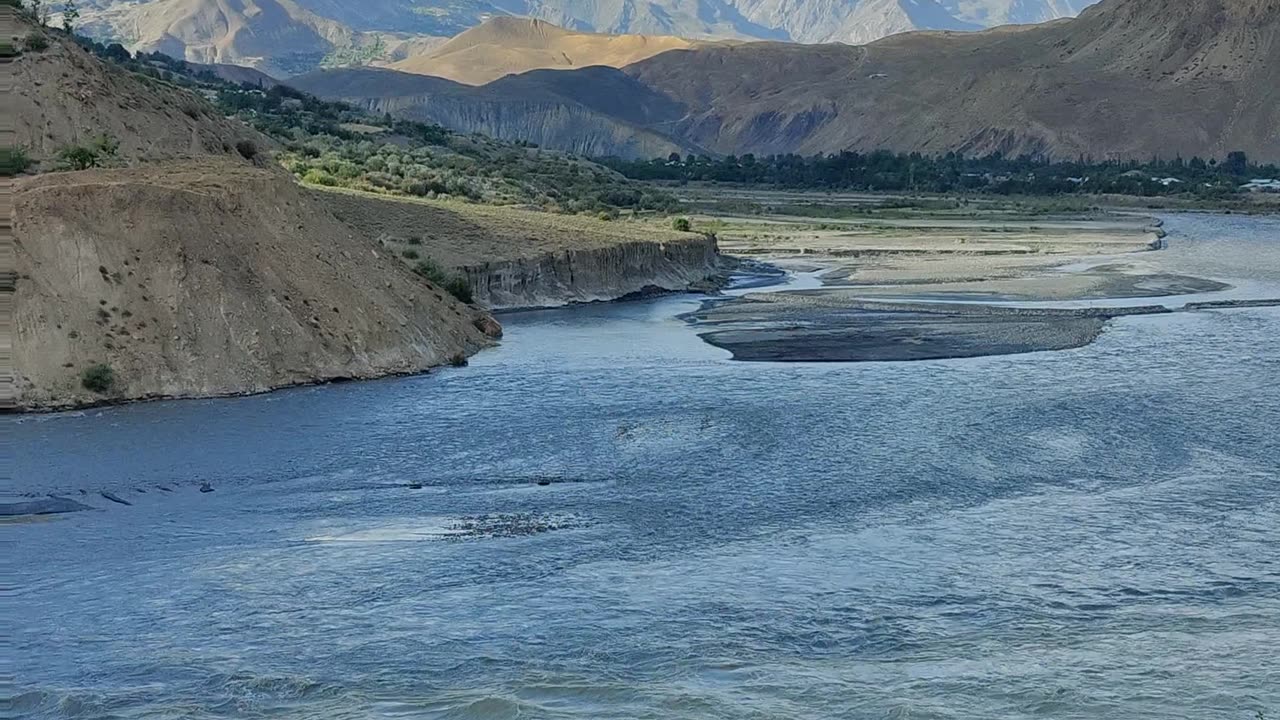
[6, 213, 1279, 719]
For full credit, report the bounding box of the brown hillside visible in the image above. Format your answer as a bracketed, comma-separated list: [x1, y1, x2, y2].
[620, 0, 1280, 160]
[12, 24, 270, 168]
[12, 162, 490, 410]
[8, 15, 491, 410]
[312, 0, 1278, 162]
[391, 16, 706, 85]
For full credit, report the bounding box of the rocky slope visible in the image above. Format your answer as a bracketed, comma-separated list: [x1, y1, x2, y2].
[12, 24, 270, 168]
[305, 0, 1277, 162]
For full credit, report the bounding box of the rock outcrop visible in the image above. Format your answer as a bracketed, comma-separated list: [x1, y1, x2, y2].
[459, 236, 721, 309]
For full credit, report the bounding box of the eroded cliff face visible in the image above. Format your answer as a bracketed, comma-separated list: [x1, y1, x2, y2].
[458, 236, 722, 309]
[351, 95, 685, 160]
[10, 162, 492, 411]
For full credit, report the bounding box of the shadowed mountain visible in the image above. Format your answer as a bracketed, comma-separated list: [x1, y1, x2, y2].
[290, 66, 696, 159]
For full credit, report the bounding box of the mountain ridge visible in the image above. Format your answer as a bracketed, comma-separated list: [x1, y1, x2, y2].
[390, 17, 716, 85]
[294, 0, 1279, 162]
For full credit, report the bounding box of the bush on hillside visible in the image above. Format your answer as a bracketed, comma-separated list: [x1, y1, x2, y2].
[443, 276, 474, 304]
[57, 134, 120, 171]
[672, 217, 692, 232]
[0, 147, 32, 176]
[24, 33, 48, 51]
[59, 145, 99, 171]
[413, 259, 474, 303]
[81, 364, 115, 393]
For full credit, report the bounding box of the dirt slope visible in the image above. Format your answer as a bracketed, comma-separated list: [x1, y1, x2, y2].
[12, 25, 270, 168]
[390, 17, 706, 85]
[11, 162, 490, 410]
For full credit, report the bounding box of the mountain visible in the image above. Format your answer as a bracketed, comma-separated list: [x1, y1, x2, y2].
[81, 0, 1105, 62]
[942, 0, 1098, 25]
[289, 66, 694, 158]
[390, 17, 710, 85]
[294, 0, 1280, 162]
[78, 0, 446, 77]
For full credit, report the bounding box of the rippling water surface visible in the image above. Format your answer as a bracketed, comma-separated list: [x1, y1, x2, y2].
[6, 214, 1279, 719]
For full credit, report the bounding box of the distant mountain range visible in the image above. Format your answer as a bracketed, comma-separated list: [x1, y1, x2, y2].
[291, 0, 1280, 163]
[79, 0, 1103, 76]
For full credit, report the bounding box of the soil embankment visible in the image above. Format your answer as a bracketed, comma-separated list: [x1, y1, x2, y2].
[10, 162, 494, 411]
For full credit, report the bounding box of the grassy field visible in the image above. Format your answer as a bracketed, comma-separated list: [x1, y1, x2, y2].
[311, 186, 696, 270]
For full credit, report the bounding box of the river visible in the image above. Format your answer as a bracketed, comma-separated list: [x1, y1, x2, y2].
[6, 213, 1279, 719]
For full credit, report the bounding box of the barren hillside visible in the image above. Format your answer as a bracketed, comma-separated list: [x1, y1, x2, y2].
[620, 0, 1280, 160]
[389, 17, 707, 86]
[12, 162, 492, 410]
[8, 20, 492, 410]
[12, 25, 270, 168]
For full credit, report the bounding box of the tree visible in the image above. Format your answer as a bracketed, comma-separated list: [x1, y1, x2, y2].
[1224, 151, 1249, 176]
[672, 217, 692, 232]
[61, 0, 79, 33]
[102, 42, 131, 63]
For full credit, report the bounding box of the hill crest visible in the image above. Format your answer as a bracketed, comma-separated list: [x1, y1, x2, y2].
[389, 16, 712, 85]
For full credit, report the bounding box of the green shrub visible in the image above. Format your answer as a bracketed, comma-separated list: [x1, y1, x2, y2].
[672, 217, 692, 232]
[235, 140, 258, 160]
[443, 276, 473, 304]
[302, 169, 338, 187]
[402, 249, 420, 259]
[81, 364, 115, 393]
[413, 259, 473, 303]
[0, 147, 32, 176]
[413, 259, 448, 285]
[59, 145, 99, 171]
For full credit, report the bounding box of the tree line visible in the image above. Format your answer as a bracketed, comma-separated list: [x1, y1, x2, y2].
[602, 150, 1278, 198]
